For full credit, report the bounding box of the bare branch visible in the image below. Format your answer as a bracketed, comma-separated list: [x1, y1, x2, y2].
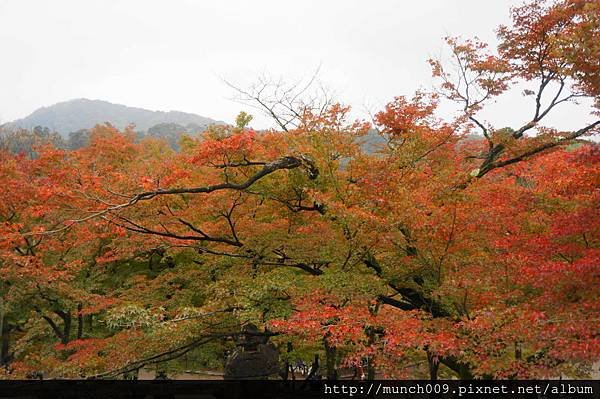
[223, 67, 333, 131]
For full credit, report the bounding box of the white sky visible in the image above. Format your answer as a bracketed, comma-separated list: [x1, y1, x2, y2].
[0, 0, 595, 131]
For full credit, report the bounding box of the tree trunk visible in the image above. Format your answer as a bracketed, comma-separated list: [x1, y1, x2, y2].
[281, 342, 292, 381]
[366, 358, 376, 380]
[54, 310, 72, 345]
[62, 313, 71, 345]
[324, 340, 337, 380]
[364, 327, 378, 380]
[0, 316, 10, 365]
[42, 315, 65, 343]
[77, 303, 83, 340]
[427, 351, 439, 381]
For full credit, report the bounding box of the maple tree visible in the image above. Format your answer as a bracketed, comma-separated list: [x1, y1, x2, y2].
[0, 0, 598, 380]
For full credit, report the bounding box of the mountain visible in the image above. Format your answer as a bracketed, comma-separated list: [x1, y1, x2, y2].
[7, 98, 222, 137]
[2, 98, 389, 154]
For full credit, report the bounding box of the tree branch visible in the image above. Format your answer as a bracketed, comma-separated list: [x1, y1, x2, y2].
[27, 155, 318, 236]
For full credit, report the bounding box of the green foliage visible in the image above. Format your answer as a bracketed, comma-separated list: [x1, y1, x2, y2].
[235, 112, 253, 129]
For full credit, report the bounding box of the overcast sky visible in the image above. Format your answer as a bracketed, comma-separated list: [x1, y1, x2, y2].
[0, 0, 595, 130]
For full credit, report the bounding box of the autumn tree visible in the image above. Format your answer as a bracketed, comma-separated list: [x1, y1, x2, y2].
[0, 0, 598, 381]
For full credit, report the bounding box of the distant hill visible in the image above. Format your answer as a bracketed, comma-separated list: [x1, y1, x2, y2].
[2, 98, 392, 154]
[6, 98, 222, 137]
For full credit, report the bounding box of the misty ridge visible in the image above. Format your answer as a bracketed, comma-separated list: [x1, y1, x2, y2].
[8, 98, 222, 133]
[0, 98, 225, 152]
[0, 98, 388, 154]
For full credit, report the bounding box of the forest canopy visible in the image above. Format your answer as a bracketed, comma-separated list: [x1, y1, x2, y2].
[0, 0, 599, 380]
